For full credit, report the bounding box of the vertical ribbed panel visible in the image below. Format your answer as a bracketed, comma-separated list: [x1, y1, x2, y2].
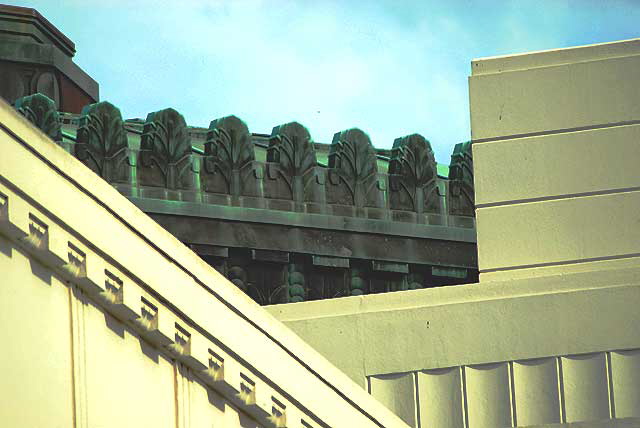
[369, 373, 417, 427]
[417, 367, 463, 428]
[561, 353, 610, 422]
[513, 358, 561, 426]
[465, 363, 512, 428]
[610, 349, 640, 418]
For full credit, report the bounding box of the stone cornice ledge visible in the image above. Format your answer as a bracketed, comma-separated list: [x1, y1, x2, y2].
[130, 196, 477, 242]
[0, 98, 409, 428]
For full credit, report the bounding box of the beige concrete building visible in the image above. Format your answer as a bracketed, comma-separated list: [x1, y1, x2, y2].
[268, 39, 640, 428]
[1, 6, 638, 427]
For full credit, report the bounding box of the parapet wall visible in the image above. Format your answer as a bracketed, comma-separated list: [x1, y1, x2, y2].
[10, 94, 479, 304]
[0, 97, 408, 428]
[469, 38, 640, 281]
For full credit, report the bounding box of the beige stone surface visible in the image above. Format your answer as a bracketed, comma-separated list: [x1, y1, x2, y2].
[81, 295, 177, 428]
[417, 368, 463, 428]
[469, 52, 640, 141]
[471, 38, 640, 76]
[513, 358, 561, 426]
[473, 124, 640, 206]
[560, 353, 610, 423]
[0, 235, 74, 428]
[465, 363, 512, 428]
[610, 349, 640, 419]
[479, 256, 640, 282]
[269, 266, 640, 383]
[475, 191, 640, 273]
[369, 373, 417, 427]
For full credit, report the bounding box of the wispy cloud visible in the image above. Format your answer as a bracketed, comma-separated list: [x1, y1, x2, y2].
[23, 0, 640, 164]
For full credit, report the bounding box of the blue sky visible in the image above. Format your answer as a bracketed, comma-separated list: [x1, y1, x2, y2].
[19, 0, 640, 164]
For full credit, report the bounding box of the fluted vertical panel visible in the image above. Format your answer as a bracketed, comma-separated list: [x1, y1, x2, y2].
[513, 358, 561, 426]
[610, 349, 640, 418]
[465, 362, 512, 428]
[369, 373, 417, 427]
[417, 367, 463, 428]
[561, 353, 610, 423]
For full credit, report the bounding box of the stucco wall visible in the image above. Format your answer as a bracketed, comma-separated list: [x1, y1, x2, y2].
[268, 38, 640, 428]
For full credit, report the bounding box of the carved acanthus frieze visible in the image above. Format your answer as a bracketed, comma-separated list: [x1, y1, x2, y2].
[75, 101, 129, 182]
[14, 93, 62, 143]
[327, 128, 380, 208]
[389, 133, 441, 214]
[203, 115, 258, 197]
[267, 122, 318, 203]
[139, 108, 192, 189]
[448, 141, 475, 217]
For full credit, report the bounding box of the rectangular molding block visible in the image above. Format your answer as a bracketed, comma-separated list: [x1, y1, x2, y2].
[101, 268, 140, 321]
[476, 191, 640, 272]
[473, 124, 640, 206]
[417, 367, 463, 428]
[512, 357, 561, 426]
[23, 213, 68, 268]
[464, 363, 512, 428]
[203, 347, 242, 398]
[136, 296, 174, 347]
[369, 373, 417, 427]
[469, 53, 640, 141]
[561, 353, 610, 423]
[63, 241, 107, 295]
[0, 189, 29, 239]
[610, 349, 640, 418]
[172, 323, 208, 371]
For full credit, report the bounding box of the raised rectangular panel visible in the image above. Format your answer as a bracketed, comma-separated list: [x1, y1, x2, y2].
[269, 396, 287, 428]
[417, 367, 463, 428]
[170, 322, 208, 371]
[476, 191, 640, 272]
[610, 349, 640, 418]
[561, 353, 610, 422]
[204, 349, 242, 398]
[63, 242, 106, 296]
[22, 213, 67, 267]
[369, 372, 417, 427]
[473, 124, 640, 206]
[469, 54, 640, 141]
[101, 269, 140, 321]
[0, 190, 29, 239]
[239, 373, 272, 419]
[512, 358, 561, 426]
[465, 363, 512, 428]
[136, 297, 174, 347]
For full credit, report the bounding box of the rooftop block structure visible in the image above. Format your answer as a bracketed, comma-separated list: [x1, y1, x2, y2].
[0, 4, 98, 112]
[469, 38, 640, 282]
[268, 38, 640, 427]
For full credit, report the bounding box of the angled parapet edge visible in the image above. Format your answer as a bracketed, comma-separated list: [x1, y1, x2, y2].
[0, 97, 410, 428]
